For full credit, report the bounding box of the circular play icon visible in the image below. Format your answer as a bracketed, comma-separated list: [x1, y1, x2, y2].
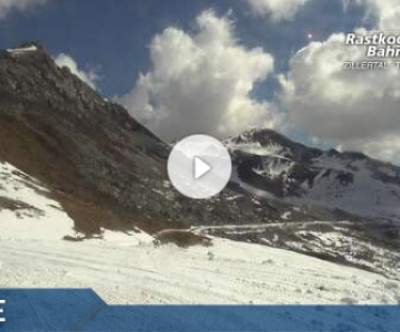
[167, 135, 232, 199]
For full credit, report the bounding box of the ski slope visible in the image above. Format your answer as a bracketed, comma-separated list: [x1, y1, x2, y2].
[1, 237, 399, 305]
[0, 161, 399, 305]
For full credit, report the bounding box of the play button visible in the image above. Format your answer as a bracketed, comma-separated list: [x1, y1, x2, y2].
[167, 135, 232, 199]
[193, 157, 211, 180]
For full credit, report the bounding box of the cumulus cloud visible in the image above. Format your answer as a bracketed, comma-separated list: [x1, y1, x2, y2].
[117, 10, 278, 141]
[279, 29, 400, 163]
[0, 0, 47, 18]
[374, 0, 400, 31]
[278, 0, 400, 163]
[54, 53, 99, 90]
[246, 0, 309, 22]
[343, 0, 400, 31]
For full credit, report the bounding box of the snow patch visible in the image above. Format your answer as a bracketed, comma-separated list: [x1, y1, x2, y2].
[87, 228, 154, 246]
[0, 161, 75, 240]
[6, 46, 38, 55]
[227, 140, 289, 158]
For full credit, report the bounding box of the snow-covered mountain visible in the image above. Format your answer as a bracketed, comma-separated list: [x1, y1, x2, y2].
[2, 159, 398, 306]
[1, 43, 400, 305]
[227, 128, 400, 223]
[0, 160, 398, 306]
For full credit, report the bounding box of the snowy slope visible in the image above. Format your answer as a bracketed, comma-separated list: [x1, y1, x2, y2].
[0, 161, 75, 240]
[0, 161, 155, 244]
[1, 236, 399, 305]
[0, 162, 399, 304]
[194, 221, 400, 281]
[292, 154, 400, 221]
[227, 129, 400, 223]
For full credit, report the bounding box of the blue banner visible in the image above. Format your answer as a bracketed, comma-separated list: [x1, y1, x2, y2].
[0, 289, 399, 332]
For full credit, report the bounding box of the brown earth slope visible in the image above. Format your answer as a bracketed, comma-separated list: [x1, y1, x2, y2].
[0, 44, 174, 233]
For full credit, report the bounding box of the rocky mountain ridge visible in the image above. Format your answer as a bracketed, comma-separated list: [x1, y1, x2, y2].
[227, 128, 400, 223]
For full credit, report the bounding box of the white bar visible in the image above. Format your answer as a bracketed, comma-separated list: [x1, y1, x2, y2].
[0, 299, 5, 323]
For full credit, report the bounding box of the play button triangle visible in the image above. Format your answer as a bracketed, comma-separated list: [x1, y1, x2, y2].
[193, 156, 212, 180]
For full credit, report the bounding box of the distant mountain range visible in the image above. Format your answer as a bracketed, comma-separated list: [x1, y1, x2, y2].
[227, 128, 400, 223]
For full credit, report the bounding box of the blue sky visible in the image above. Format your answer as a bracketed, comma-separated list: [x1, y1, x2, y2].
[1, 0, 400, 163]
[0, 0, 364, 97]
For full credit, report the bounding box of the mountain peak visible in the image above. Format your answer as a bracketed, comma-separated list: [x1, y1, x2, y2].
[227, 128, 323, 162]
[229, 126, 400, 222]
[16, 41, 45, 50]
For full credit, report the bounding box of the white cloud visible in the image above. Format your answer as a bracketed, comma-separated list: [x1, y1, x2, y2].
[343, 0, 400, 31]
[279, 31, 400, 163]
[246, 0, 309, 22]
[54, 53, 99, 90]
[375, 0, 400, 31]
[117, 10, 279, 141]
[278, 1, 400, 164]
[0, 0, 47, 18]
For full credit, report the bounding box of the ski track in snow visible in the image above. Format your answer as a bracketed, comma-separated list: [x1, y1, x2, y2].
[1, 238, 399, 305]
[1, 161, 400, 305]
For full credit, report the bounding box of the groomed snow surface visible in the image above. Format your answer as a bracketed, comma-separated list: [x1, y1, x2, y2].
[0, 161, 399, 305]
